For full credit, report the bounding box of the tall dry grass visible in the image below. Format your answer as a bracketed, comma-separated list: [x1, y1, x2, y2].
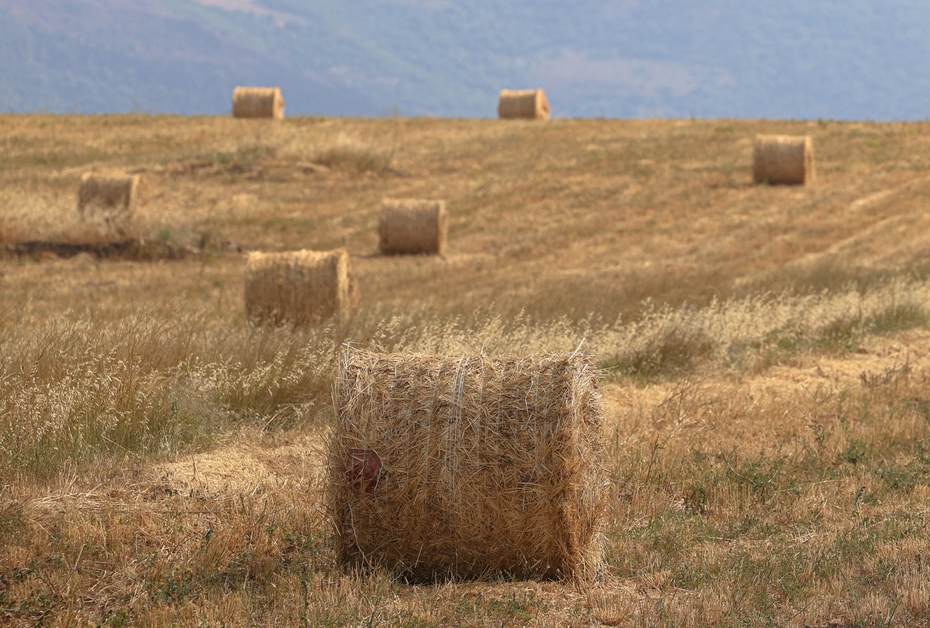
[2, 277, 928, 486]
[4, 306, 930, 625]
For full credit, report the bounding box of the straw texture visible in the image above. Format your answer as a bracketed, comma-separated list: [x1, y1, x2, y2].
[330, 349, 607, 582]
[498, 89, 551, 120]
[752, 134, 814, 185]
[77, 171, 149, 225]
[244, 249, 358, 326]
[232, 87, 285, 119]
[378, 199, 447, 255]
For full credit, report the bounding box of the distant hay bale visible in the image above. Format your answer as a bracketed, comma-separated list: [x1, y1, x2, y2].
[752, 134, 814, 185]
[232, 87, 285, 119]
[378, 199, 447, 255]
[244, 249, 359, 326]
[77, 171, 149, 227]
[330, 349, 607, 582]
[498, 89, 551, 120]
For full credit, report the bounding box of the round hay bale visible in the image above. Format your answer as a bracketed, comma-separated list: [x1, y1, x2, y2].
[498, 89, 551, 120]
[232, 87, 285, 119]
[244, 249, 359, 326]
[77, 171, 150, 228]
[752, 134, 814, 185]
[330, 349, 607, 582]
[378, 199, 447, 256]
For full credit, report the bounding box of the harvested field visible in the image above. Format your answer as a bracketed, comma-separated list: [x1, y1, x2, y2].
[2, 115, 930, 625]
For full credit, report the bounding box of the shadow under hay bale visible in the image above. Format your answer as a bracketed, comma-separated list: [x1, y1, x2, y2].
[232, 87, 285, 119]
[244, 249, 359, 326]
[498, 89, 551, 120]
[753, 134, 814, 185]
[330, 349, 607, 582]
[77, 172, 150, 232]
[378, 199, 447, 256]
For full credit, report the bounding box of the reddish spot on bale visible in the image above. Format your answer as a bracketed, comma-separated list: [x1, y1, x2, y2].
[347, 449, 382, 493]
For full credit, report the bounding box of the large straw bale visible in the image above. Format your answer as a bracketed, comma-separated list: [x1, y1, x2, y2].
[498, 89, 551, 120]
[752, 134, 814, 185]
[77, 171, 149, 227]
[232, 87, 285, 119]
[378, 199, 447, 255]
[244, 249, 358, 326]
[330, 349, 607, 582]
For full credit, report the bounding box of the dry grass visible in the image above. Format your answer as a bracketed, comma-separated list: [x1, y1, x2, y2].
[3, 114, 930, 625]
[309, 133, 395, 176]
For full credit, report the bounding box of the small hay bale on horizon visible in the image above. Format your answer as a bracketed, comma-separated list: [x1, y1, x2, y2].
[244, 249, 358, 326]
[232, 87, 285, 119]
[77, 171, 150, 230]
[498, 89, 551, 120]
[378, 199, 447, 256]
[329, 349, 607, 582]
[752, 134, 814, 185]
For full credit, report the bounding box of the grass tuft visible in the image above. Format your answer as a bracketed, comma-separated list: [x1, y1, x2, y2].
[604, 327, 714, 381]
[311, 144, 394, 175]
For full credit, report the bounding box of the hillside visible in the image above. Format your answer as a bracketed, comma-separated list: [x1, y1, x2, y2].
[2, 0, 930, 119]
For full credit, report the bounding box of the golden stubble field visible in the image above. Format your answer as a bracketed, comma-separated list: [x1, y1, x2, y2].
[3, 115, 930, 626]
